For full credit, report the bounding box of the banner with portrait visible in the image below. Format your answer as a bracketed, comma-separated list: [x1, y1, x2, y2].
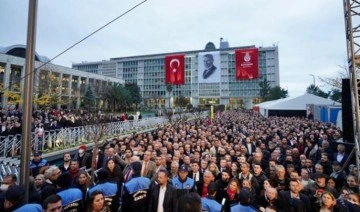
[198, 51, 220, 83]
[235, 48, 259, 80]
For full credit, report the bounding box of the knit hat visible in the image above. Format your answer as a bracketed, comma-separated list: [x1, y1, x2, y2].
[79, 144, 87, 151]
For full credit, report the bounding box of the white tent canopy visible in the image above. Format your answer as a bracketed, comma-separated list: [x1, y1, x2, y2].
[255, 93, 341, 116]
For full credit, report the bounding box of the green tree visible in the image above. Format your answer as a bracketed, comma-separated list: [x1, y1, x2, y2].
[306, 84, 330, 98]
[125, 83, 142, 109]
[329, 88, 342, 103]
[259, 79, 271, 101]
[83, 85, 96, 111]
[267, 86, 288, 100]
[174, 95, 189, 108]
[104, 83, 133, 112]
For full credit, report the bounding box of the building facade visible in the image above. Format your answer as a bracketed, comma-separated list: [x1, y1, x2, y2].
[0, 44, 124, 109]
[73, 41, 279, 109]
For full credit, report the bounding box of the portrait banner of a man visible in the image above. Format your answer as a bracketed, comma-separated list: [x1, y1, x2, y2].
[198, 51, 220, 83]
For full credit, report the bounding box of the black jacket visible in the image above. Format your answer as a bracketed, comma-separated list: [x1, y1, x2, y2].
[278, 190, 312, 212]
[149, 184, 177, 212]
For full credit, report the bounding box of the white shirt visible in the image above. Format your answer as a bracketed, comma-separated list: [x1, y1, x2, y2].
[247, 143, 252, 154]
[157, 185, 167, 212]
[337, 153, 344, 163]
[193, 172, 200, 182]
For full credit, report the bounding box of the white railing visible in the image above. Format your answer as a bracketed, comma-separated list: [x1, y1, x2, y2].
[0, 116, 168, 158]
[0, 111, 209, 158]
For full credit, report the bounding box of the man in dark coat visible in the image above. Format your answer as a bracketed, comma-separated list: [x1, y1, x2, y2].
[149, 169, 177, 212]
[278, 179, 312, 212]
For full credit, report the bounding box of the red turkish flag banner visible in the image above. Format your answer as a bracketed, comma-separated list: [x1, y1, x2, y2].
[165, 54, 185, 85]
[235, 48, 259, 80]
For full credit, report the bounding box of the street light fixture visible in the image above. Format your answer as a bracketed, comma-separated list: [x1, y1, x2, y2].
[309, 74, 316, 86]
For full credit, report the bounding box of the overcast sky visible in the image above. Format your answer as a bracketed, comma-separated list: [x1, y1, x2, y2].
[1, 0, 346, 97]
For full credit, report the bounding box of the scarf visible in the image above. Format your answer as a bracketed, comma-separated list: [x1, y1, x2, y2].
[227, 187, 237, 200]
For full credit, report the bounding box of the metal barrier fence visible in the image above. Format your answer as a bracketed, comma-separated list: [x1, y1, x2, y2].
[0, 111, 209, 182]
[0, 110, 209, 158]
[0, 116, 169, 158]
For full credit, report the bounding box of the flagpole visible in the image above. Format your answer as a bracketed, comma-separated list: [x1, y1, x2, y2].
[20, 0, 38, 203]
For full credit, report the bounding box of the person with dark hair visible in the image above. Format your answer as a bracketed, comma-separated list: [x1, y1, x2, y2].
[58, 153, 71, 173]
[0, 174, 18, 210]
[278, 179, 311, 212]
[121, 161, 150, 212]
[149, 169, 177, 212]
[253, 162, 268, 195]
[42, 194, 62, 212]
[105, 158, 124, 184]
[88, 169, 118, 211]
[68, 160, 80, 184]
[56, 172, 83, 211]
[177, 192, 202, 212]
[215, 169, 232, 203]
[2, 185, 41, 211]
[201, 182, 222, 212]
[28, 176, 40, 204]
[230, 188, 257, 212]
[87, 190, 110, 212]
[76, 170, 92, 201]
[3, 185, 24, 211]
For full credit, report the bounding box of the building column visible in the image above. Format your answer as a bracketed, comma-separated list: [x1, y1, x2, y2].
[76, 76, 81, 109]
[2, 63, 11, 108]
[18, 66, 26, 110]
[57, 73, 63, 109]
[68, 75, 72, 109]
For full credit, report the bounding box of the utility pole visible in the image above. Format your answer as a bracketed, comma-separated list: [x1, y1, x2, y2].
[20, 0, 38, 203]
[343, 0, 360, 191]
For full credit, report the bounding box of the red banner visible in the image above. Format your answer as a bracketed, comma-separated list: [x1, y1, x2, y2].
[165, 54, 185, 85]
[235, 48, 259, 80]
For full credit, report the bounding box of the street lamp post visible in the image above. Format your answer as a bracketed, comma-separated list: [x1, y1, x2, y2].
[309, 74, 316, 86]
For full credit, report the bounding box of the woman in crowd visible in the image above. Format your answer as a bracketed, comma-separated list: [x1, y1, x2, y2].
[260, 179, 275, 196]
[223, 178, 241, 212]
[345, 175, 359, 194]
[230, 162, 240, 179]
[87, 190, 110, 212]
[105, 158, 124, 184]
[326, 176, 337, 190]
[207, 162, 220, 179]
[76, 170, 92, 201]
[314, 191, 345, 212]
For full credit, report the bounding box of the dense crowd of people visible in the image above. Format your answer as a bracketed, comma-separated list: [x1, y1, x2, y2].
[0, 106, 134, 137]
[0, 109, 359, 211]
